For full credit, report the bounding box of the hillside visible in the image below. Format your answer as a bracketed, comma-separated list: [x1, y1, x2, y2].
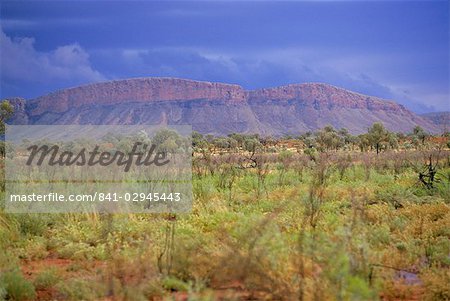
[420, 111, 449, 130]
[7, 77, 439, 135]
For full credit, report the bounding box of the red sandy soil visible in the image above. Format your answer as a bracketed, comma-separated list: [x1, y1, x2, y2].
[19, 254, 424, 301]
[20, 254, 104, 301]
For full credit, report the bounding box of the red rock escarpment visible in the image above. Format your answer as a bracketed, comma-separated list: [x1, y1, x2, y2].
[8, 78, 440, 134]
[248, 83, 413, 115]
[28, 77, 246, 116]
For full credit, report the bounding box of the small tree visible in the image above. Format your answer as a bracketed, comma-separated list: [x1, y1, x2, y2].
[338, 128, 351, 145]
[357, 134, 370, 152]
[368, 123, 389, 155]
[0, 100, 13, 135]
[0, 100, 14, 157]
[388, 132, 399, 150]
[412, 126, 429, 146]
[316, 125, 342, 151]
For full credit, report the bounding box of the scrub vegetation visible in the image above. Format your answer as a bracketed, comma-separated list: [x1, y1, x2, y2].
[0, 118, 449, 300]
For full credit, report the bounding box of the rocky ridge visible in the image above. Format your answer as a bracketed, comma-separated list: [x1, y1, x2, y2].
[7, 77, 439, 135]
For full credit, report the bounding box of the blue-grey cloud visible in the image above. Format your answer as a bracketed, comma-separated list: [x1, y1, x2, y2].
[0, 28, 105, 96]
[0, 0, 448, 113]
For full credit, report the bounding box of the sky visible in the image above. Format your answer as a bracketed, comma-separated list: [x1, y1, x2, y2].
[0, 0, 449, 113]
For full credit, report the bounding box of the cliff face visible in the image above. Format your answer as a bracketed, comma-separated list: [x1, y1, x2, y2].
[27, 78, 246, 116]
[5, 97, 29, 125]
[419, 112, 449, 130]
[246, 83, 433, 134]
[7, 78, 440, 135]
[249, 83, 411, 112]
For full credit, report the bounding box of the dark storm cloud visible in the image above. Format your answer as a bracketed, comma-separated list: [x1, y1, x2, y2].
[0, 1, 448, 112]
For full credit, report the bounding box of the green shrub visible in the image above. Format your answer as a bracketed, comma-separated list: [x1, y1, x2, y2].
[421, 268, 450, 301]
[0, 269, 36, 301]
[0, 283, 6, 301]
[122, 287, 148, 301]
[425, 236, 450, 266]
[15, 214, 50, 237]
[376, 186, 418, 208]
[369, 225, 391, 246]
[346, 276, 376, 300]
[56, 278, 104, 301]
[18, 236, 49, 260]
[142, 279, 165, 299]
[34, 267, 59, 290]
[0, 250, 19, 272]
[162, 276, 190, 292]
[0, 212, 19, 248]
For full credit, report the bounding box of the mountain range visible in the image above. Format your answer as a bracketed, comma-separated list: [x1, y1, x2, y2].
[6, 77, 443, 136]
[419, 112, 449, 130]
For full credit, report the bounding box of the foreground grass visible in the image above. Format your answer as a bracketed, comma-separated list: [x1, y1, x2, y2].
[1, 150, 449, 301]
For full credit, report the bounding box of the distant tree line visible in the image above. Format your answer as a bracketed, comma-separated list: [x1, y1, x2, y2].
[193, 123, 450, 155]
[1, 98, 448, 156]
